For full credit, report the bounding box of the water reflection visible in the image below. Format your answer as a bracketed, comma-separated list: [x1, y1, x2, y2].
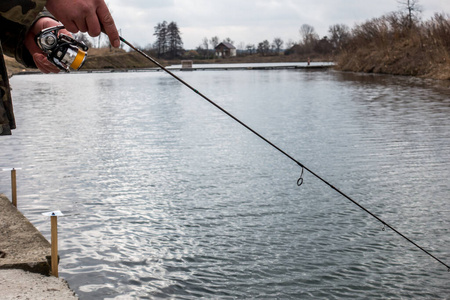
[2, 69, 449, 299]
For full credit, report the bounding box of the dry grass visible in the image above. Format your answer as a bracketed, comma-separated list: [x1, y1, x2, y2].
[337, 13, 450, 80]
[5, 49, 319, 76]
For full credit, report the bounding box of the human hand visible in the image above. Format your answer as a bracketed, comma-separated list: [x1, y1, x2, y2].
[24, 17, 72, 73]
[45, 0, 120, 48]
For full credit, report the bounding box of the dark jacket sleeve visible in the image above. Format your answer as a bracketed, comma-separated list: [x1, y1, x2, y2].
[0, 0, 52, 67]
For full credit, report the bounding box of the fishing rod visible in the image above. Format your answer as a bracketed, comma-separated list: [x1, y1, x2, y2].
[119, 36, 450, 272]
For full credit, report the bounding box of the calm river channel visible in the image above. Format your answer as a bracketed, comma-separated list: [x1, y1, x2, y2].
[2, 66, 450, 299]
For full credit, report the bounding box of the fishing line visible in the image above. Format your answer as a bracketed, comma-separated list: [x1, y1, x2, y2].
[119, 36, 450, 272]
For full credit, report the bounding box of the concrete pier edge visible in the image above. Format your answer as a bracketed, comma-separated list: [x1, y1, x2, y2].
[0, 194, 78, 299]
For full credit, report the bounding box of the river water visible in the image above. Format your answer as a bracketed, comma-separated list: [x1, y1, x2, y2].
[2, 67, 450, 299]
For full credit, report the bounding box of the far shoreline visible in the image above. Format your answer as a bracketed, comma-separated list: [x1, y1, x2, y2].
[5, 47, 450, 80]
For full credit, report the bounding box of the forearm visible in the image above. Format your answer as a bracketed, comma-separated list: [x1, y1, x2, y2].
[0, 0, 50, 66]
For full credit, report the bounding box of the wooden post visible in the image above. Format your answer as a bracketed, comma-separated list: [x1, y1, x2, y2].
[51, 214, 59, 277]
[11, 168, 17, 207]
[42, 210, 63, 277]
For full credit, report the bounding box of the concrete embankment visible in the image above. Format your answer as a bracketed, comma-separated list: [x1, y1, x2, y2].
[0, 194, 77, 299]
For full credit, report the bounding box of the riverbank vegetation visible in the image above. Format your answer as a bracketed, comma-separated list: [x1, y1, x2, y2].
[84, 9, 450, 80]
[4, 1, 449, 79]
[337, 12, 450, 79]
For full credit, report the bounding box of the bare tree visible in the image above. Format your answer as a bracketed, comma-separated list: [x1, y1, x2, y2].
[202, 37, 209, 51]
[272, 37, 284, 54]
[300, 24, 318, 44]
[328, 24, 350, 51]
[197, 37, 210, 58]
[299, 24, 319, 53]
[209, 36, 219, 49]
[257, 40, 271, 56]
[246, 44, 256, 54]
[285, 39, 295, 49]
[398, 0, 422, 28]
[201, 37, 209, 57]
[223, 37, 234, 45]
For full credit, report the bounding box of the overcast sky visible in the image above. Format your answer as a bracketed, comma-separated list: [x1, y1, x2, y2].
[106, 0, 450, 49]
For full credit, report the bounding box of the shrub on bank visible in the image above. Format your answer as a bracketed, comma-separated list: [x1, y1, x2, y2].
[337, 13, 450, 79]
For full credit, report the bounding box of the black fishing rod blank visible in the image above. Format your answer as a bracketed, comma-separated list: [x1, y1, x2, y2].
[119, 36, 450, 272]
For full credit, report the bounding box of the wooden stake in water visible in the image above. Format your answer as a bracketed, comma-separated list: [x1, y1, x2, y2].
[11, 168, 17, 207]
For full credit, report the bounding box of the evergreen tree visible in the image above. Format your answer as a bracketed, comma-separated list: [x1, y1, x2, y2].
[154, 21, 168, 58]
[153, 21, 184, 59]
[167, 22, 184, 58]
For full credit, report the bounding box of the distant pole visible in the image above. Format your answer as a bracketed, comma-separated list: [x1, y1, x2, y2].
[11, 168, 17, 207]
[51, 214, 59, 277]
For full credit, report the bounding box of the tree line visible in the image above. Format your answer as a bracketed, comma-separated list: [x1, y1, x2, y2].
[74, 0, 449, 65]
[146, 1, 432, 60]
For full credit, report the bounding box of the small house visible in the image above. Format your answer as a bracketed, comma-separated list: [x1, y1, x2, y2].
[215, 42, 237, 58]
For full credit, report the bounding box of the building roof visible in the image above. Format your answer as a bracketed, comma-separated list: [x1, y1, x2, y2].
[215, 42, 236, 50]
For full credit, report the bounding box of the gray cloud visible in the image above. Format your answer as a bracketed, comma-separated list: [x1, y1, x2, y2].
[107, 0, 450, 49]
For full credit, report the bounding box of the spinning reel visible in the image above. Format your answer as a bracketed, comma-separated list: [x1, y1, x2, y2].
[35, 25, 88, 72]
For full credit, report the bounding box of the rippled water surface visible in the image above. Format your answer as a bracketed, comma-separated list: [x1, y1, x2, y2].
[2, 68, 450, 299]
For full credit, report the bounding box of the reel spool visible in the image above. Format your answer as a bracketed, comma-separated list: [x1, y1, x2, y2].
[35, 25, 89, 72]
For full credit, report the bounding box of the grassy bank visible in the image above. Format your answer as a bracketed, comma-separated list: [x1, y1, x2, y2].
[336, 13, 450, 80]
[4, 47, 319, 76]
[5, 12, 450, 81]
[84, 48, 322, 70]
